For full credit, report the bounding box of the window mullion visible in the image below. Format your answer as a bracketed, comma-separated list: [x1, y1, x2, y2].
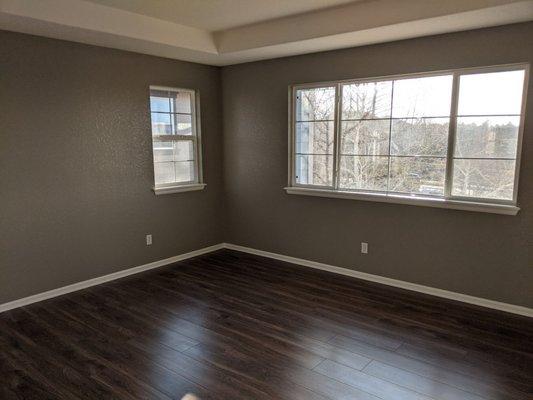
[290, 87, 297, 187]
[444, 72, 460, 199]
[333, 83, 342, 190]
[153, 134, 195, 141]
[386, 80, 395, 194]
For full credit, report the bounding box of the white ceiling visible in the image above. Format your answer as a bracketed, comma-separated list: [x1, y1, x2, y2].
[1, 0, 532, 66]
[85, 0, 360, 31]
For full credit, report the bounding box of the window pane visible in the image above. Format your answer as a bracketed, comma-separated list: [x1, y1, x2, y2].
[296, 121, 334, 154]
[296, 87, 335, 121]
[391, 118, 449, 157]
[340, 120, 390, 155]
[175, 161, 194, 182]
[295, 154, 333, 186]
[392, 75, 453, 118]
[455, 116, 519, 159]
[389, 157, 446, 196]
[154, 160, 195, 185]
[174, 114, 193, 135]
[151, 113, 172, 135]
[452, 159, 515, 200]
[339, 155, 388, 191]
[150, 90, 171, 112]
[342, 81, 392, 119]
[153, 140, 194, 163]
[152, 114, 192, 136]
[458, 70, 525, 115]
[171, 91, 192, 114]
[154, 161, 175, 184]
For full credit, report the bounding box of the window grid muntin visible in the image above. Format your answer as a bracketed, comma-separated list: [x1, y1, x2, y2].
[337, 73, 452, 197]
[290, 63, 528, 205]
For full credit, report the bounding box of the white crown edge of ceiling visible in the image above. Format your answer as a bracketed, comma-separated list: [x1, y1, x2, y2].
[0, 0, 532, 66]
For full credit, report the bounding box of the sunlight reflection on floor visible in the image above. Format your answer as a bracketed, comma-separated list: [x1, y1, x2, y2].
[182, 394, 200, 400]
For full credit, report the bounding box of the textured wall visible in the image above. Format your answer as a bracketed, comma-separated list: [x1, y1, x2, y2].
[2, 24, 532, 309]
[221, 22, 533, 307]
[0, 30, 224, 304]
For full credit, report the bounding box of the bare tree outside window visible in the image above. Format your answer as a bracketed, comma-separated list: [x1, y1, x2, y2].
[291, 65, 527, 207]
[295, 87, 335, 186]
[451, 70, 525, 200]
[339, 75, 453, 196]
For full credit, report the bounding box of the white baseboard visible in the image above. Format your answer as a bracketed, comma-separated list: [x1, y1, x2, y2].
[2, 242, 531, 318]
[0, 243, 225, 313]
[223, 243, 533, 318]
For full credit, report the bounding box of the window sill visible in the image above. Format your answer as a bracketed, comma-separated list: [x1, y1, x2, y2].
[153, 183, 206, 195]
[284, 187, 519, 215]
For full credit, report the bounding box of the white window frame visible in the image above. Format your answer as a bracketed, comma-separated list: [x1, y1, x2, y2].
[286, 63, 529, 215]
[149, 85, 205, 195]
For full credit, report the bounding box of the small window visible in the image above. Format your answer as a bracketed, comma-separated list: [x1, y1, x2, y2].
[149, 87, 204, 194]
[288, 64, 528, 214]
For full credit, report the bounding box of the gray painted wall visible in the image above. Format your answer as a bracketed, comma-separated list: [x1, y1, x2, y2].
[1, 23, 532, 308]
[222, 22, 533, 308]
[0, 30, 224, 304]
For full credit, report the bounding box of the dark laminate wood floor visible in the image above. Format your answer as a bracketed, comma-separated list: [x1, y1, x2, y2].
[1, 249, 532, 400]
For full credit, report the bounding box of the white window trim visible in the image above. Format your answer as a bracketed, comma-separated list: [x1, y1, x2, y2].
[286, 63, 529, 215]
[149, 85, 205, 194]
[153, 183, 206, 195]
[284, 187, 519, 215]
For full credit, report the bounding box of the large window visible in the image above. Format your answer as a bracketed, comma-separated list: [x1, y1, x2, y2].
[149, 86, 204, 194]
[288, 64, 528, 214]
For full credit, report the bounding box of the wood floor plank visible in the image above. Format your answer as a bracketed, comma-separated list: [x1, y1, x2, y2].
[363, 360, 488, 400]
[1, 308, 167, 400]
[38, 299, 258, 400]
[185, 342, 380, 400]
[86, 284, 328, 371]
[183, 255, 533, 357]
[124, 274, 372, 371]
[0, 346, 76, 400]
[329, 334, 528, 400]
[0, 249, 531, 400]
[202, 255, 533, 353]
[395, 342, 533, 388]
[314, 359, 433, 400]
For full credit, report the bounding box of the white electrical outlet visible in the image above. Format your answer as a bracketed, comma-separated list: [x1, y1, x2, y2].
[146, 234, 152, 246]
[361, 242, 368, 254]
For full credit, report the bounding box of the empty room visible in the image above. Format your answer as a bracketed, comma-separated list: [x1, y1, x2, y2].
[1, 0, 533, 399]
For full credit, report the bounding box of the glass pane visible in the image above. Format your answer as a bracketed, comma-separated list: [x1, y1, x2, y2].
[150, 90, 170, 112]
[171, 91, 192, 114]
[458, 70, 525, 116]
[295, 154, 333, 186]
[296, 87, 335, 121]
[455, 116, 519, 159]
[296, 121, 334, 154]
[175, 161, 194, 182]
[151, 113, 172, 135]
[389, 157, 446, 196]
[339, 155, 388, 191]
[342, 81, 392, 119]
[340, 120, 390, 155]
[154, 160, 195, 185]
[391, 118, 449, 157]
[153, 141, 194, 163]
[154, 161, 175, 185]
[174, 114, 193, 136]
[452, 159, 515, 200]
[392, 75, 453, 118]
